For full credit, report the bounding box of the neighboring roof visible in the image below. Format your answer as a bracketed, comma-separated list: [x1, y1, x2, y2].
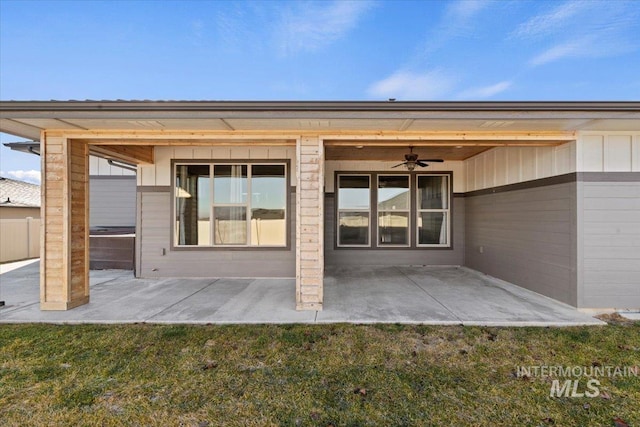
[0, 177, 41, 208]
[1, 100, 639, 141]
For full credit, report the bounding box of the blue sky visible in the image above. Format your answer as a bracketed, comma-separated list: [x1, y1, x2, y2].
[1, 0, 639, 183]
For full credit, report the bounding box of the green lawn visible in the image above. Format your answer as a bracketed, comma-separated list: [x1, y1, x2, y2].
[1, 319, 639, 426]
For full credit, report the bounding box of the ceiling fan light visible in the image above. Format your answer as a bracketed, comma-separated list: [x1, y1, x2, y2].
[406, 162, 416, 171]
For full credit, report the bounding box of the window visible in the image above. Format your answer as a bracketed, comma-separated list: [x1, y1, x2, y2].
[175, 165, 210, 246]
[417, 175, 450, 246]
[336, 172, 451, 249]
[337, 175, 370, 246]
[378, 175, 410, 246]
[175, 162, 287, 247]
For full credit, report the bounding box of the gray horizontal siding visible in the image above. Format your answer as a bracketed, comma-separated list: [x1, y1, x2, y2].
[324, 195, 465, 266]
[90, 177, 137, 227]
[137, 190, 295, 278]
[465, 182, 577, 306]
[579, 181, 640, 308]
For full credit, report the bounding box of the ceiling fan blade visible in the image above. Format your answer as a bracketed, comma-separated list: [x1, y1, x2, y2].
[391, 162, 406, 168]
[418, 158, 444, 162]
[416, 161, 429, 167]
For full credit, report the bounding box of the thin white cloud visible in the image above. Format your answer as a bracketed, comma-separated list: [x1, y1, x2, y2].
[514, 1, 640, 66]
[421, 0, 490, 54]
[458, 81, 512, 99]
[3, 170, 41, 185]
[191, 19, 205, 44]
[367, 70, 456, 100]
[214, 7, 256, 51]
[447, 0, 489, 22]
[529, 40, 586, 66]
[512, 1, 586, 39]
[276, 1, 374, 56]
[529, 33, 635, 66]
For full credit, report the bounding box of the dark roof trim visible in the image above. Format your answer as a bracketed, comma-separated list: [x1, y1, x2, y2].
[1, 100, 639, 113]
[3, 141, 40, 155]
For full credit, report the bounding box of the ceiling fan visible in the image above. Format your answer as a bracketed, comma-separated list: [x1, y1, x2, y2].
[392, 147, 444, 171]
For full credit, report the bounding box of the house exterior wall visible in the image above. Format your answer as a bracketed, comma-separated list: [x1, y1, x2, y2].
[136, 188, 296, 277]
[577, 175, 640, 309]
[464, 133, 640, 309]
[138, 146, 297, 187]
[465, 179, 578, 306]
[89, 156, 136, 176]
[89, 176, 136, 227]
[577, 132, 640, 172]
[135, 145, 297, 278]
[575, 132, 640, 309]
[464, 142, 576, 192]
[325, 160, 466, 193]
[323, 160, 465, 266]
[325, 195, 465, 266]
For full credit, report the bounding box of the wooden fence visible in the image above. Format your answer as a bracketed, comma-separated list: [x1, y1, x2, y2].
[0, 218, 40, 263]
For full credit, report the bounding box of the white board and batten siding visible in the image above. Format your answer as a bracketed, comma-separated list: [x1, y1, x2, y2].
[138, 146, 297, 187]
[464, 142, 576, 192]
[89, 156, 136, 176]
[577, 132, 640, 172]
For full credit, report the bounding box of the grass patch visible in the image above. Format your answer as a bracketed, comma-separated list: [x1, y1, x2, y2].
[1, 322, 639, 426]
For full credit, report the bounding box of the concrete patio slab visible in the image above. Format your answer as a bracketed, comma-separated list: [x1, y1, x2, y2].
[396, 266, 601, 326]
[0, 261, 603, 326]
[316, 265, 460, 324]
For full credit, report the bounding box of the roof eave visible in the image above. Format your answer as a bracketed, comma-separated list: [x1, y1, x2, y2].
[2, 100, 640, 113]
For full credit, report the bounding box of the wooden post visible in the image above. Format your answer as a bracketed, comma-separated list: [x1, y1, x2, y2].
[296, 136, 324, 310]
[40, 134, 90, 310]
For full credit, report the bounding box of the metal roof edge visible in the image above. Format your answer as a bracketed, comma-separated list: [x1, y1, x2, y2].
[1, 100, 640, 112]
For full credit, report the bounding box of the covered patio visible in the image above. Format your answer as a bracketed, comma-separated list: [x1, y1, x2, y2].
[0, 261, 602, 325]
[1, 101, 638, 313]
